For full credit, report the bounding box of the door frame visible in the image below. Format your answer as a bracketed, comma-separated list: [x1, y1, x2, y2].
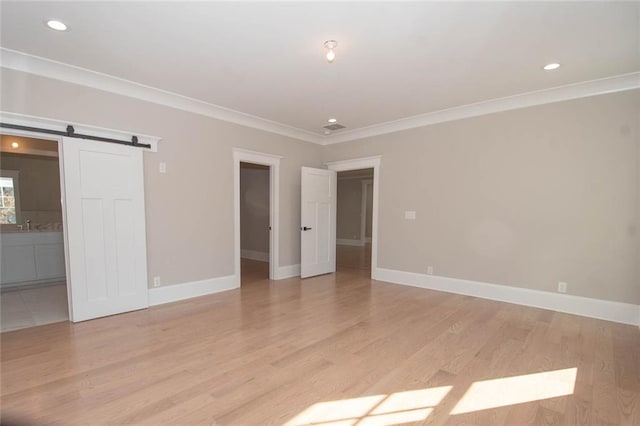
[0, 112, 160, 322]
[0, 128, 74, 319]
[233, 148, 281, 282]
[327, 156, 381, 278]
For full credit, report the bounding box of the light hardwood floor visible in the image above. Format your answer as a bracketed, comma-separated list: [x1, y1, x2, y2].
[1, 259, 639, 425]
[337, 243, 372, 275]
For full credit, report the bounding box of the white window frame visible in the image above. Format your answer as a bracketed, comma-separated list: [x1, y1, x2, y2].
[0, 169, 22, 226]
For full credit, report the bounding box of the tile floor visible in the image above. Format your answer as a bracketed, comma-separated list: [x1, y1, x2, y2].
[1, 283, 69, 332]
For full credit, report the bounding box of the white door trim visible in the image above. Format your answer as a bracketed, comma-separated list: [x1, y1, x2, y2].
[233, 148, 281, 282]
[0, 127, 77, 320]
[327, 156, 381, 278]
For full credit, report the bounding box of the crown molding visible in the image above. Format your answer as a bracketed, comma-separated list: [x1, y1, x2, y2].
[0, 48, 324, 145]
[2, 48, 638, 146]
[324, 72, 640, 144]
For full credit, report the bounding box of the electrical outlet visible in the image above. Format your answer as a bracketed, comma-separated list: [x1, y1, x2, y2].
[159, 162, 167, 173]
[153, 276, 161, 287]
[404, 211, 416, 220]
[557, 281, 567, 293]
[427, 265, 434, 275]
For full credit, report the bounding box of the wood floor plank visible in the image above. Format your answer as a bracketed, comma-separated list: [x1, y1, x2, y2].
[1, 257, 638, 425]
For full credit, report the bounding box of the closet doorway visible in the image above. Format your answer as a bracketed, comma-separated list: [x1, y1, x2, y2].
[233, 148, 281, 283]
[240, 162, 271, 284]
[335, 168, 374, 276]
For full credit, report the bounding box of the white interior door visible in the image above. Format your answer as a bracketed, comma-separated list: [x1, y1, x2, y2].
[300, 167, 336, 278]
[62, 137, 149, 322]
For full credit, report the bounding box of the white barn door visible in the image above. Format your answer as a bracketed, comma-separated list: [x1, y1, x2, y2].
[300, 167, 336, 278]
[62, 137, 149, 322]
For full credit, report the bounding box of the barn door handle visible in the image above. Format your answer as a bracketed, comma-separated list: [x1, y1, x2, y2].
[301, 226, 312, 231]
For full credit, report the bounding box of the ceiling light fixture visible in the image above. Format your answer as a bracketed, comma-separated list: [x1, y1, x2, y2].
[45, 19, 68, 31]
[11, 142, 19, 149]
[543, 63, 560, 71]
[328, 118, 337, 123]
[324, 40, 338, 63]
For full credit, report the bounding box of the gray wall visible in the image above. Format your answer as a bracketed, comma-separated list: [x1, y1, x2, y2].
[1, 69, 324, 287]
[2, 68, 638, 305]
[240, 164, 269, 254]
[337, 178, 363, 241]
[324, 90, 640, 304]
[337, 171, 373, 242]
[365, 183, 373, 239]
[0, 152, 62, 228]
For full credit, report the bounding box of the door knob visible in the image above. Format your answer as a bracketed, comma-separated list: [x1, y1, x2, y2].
[302, 226, 312, 231]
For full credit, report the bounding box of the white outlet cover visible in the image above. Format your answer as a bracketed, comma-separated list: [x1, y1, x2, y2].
[558, 281, 567, 293]
[153, 276, 161, 287]
[159, 162, 167, 173]
[404, 211, 416, 220]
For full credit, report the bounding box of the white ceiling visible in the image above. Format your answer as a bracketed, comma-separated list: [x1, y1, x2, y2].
[1, 2, 639, 140]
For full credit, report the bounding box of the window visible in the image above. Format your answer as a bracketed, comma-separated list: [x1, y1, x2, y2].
[0, 171, 21, 225]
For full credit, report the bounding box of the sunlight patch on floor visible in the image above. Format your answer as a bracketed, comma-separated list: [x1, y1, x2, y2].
[286, 367, 578, 425]
[357, 408, 433, 426]
[284, 386, 452, 426]
[450, 367, 577, 414]
[286, 395, 385, 425]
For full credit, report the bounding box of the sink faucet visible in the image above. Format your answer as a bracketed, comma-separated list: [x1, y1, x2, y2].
[25, 220, 31, 232]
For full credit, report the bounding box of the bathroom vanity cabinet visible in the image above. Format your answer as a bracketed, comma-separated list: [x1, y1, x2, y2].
[1, 231, 66, 288]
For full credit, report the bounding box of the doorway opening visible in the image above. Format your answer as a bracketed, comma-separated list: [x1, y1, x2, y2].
[233, 148, 281, 284]
[326, 155, 381, 279]
[240, 162, 271, 285]
[0, 134, 69, 332]
[336, 168, 374, 276]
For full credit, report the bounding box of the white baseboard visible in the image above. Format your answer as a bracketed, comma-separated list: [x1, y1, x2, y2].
[241, 249, 269, 262]
[373, 267, 640, 326]
[337, 238, 364, 247]
[274, 264, 300, 280]
[149, 275, 239, 306]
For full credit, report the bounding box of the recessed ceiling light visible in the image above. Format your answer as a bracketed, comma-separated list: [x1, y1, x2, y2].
[328, 118, 337, 123]
[11, 142, 19, 149]
[45, 19, 68, 31]
[543, 63, 560, 71]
